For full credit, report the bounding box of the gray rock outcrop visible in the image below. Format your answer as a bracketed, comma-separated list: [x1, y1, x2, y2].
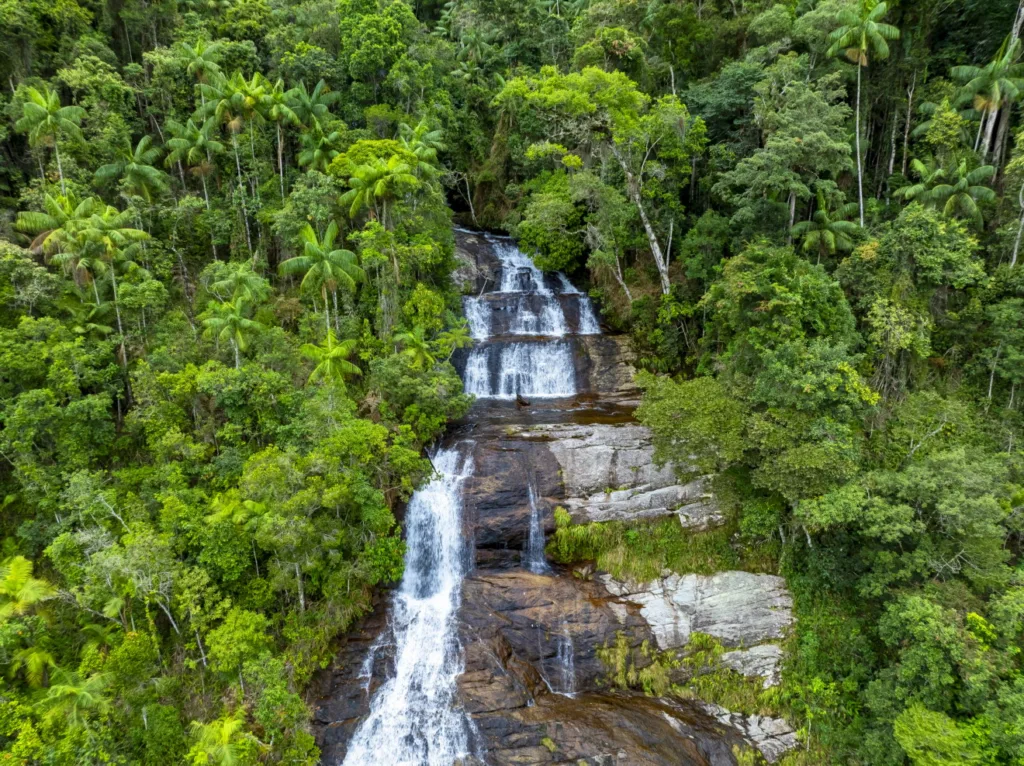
[520, 422, 720, 526]
[700, 703, 800, 764]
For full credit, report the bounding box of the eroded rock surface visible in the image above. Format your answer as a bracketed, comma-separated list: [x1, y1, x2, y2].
[699, 703, 800, 764]
[601, 571, 793, 651]
[519, 422, 720, 526]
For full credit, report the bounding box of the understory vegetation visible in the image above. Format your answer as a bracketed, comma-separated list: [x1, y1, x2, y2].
[2, 0, 1024, 762]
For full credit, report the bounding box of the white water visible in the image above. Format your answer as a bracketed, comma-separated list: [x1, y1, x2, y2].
[464, 342, 576, 399]
[525, 483, 549, 574]
[342, 446, 476, 766]
[462, 296, 491, 340]
[509, 296, 568, 336]
[555, 623, 577, 697]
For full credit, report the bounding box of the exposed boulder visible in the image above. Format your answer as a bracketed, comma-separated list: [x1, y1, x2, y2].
[519, 422, 720, 527]
[699, 703, 800, 764]
[721, 644, 785, 688]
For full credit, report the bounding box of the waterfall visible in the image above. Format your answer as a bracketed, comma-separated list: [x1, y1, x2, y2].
[464, 342, 576, 400]
[556, 623, 577, 697]
[342, 446, 476, 766]
[462, 297, 491, 340]
[525, 482, 549, 574]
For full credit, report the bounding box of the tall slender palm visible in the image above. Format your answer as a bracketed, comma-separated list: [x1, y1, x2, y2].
[73, 204, 150, 355]
[300, 331, 361, 385]
[827, 0, 900, 225]
[0, 556, 56, 621]
[952, 38, 1024, 162]
[177, 39, 224, 108]
[262, 79, 300, 198]
[341, 156, 419, 286]
[202, 72, 261, 255]
[791, 192, 861, 263]
[201, 299, 263, 368]
[165, 118, 225, 209]
[15, 87, 85, 195]
[297, 121, 344, 173]
[95, 136, 169, 202]
[279, 222, 364, 332]
[286, 80, 340, 128]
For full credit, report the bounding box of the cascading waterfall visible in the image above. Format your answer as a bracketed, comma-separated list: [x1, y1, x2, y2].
[342, 446, 476, 766]
[556, 623, 577, 697]
[525, 482, 549, 574]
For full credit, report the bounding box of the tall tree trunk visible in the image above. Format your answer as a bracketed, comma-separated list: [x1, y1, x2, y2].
[901, 73, 916, 176]
[1011, 185, 1024, 268]
[322, 285, 331, 334]
[855, 61, 865, 226]
[231, 133, 254, 257]
[277, 123, 286, 199]
[613, 252, 633, 302]
[982, 107, 998, 157]
[232, 338, 240, 369]
[54, 140, 66, 196]
[610, 145, 671, 294]
[993, 105, 1013, 171]
[1013, 0, 1024, 42]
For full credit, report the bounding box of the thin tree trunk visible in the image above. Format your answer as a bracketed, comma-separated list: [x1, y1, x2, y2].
[982, 107, 998, 157]
[323, 286, 331, 335]
[855, 61, 865, 226]
[232, 338, 240, 369]
[613, 252, 633, 302]
[989, 344, 1003, 400]
[901, 73, 915, 176]
[54, 140, 66, 196]
[277, 123, 286, 199]
[610, 145, 670, 294]
[231, 134, 254, 257]
[1013, 0, 1024, 42]
[1011, 185, 1024, 268]
[295, 562, 305, 612]
[994, 105, 1013, 171]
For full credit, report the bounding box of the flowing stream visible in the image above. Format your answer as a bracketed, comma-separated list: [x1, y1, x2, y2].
[343, 236, 591, 763]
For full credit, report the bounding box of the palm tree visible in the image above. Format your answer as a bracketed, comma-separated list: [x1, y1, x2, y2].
[399, 119, 445, 179]
[300, 331, 361, 385]
[297, 121, 344, 173]
[187, 710, 260, 766]
[262, 79, 300, 198]
[286, 79, 340, 128]
[15, 86, 85, 195]
[900, 158, 995, 229]
[279, 222, 364, 332]
[210, 261, 269, 303]
[36, 670, 111, 731]
[435, 321, 473, 361]
[929, 160, 996, 229]
[95, 136, 169, 202]
[791, 192, 860, 263]
[341, 155, 419, 230]
[952, 37, 1024, 163]
[165, 118, 225, 210]
[202, 72, 263, 254]
[393, 325, 437, 370]
[10, 645, 56, 688]
[827, 0, 900, 225]
[177, 39, 224, 108]
[0, 556, 56, 621]
[201, 299, 263, 368]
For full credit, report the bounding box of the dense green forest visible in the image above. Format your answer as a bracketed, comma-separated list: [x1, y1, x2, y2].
[1, 0, 1024, 761]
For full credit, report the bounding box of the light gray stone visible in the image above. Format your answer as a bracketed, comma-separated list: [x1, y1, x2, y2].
[721, 643, 785, 688]
[518, 422, 721, 526]
[699, 703, 800, 763]
[601, 571, 793, 650]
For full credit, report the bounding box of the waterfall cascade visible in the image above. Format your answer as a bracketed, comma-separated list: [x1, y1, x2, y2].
[341, 236, 593, 764]
[342, 446, 476, 766]
[462, 235, 599, 399]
